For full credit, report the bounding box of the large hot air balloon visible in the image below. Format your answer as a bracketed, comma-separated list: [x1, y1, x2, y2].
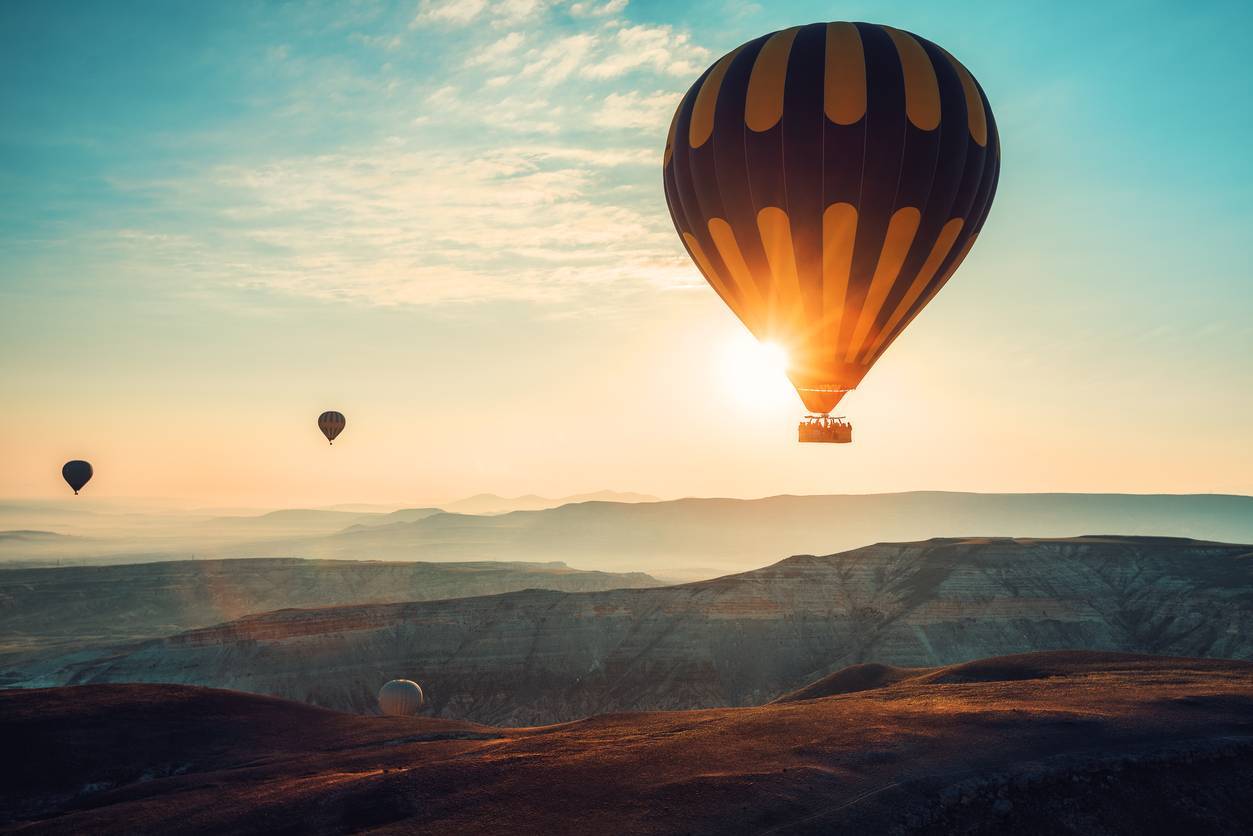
[378, 679, 424, 716]
[62, 460, 93, 495]
[318, 411, 346, 445]
[663, 22, 999, 443]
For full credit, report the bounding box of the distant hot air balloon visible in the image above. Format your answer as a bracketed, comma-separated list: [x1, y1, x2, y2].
[318, 411, 346, 445]
[62, 460, 93, 495]
[663, 22, 999, 443]
[378, 679, 424, 716]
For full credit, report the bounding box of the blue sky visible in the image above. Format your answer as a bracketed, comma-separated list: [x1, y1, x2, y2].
[2, 0, 1250, 504]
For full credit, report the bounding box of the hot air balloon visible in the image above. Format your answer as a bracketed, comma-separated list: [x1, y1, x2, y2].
[318, 411, 346, 445]
[378, 679, 424, 716]
[663, 22, 999, 443]
[62, 460, 93, 495]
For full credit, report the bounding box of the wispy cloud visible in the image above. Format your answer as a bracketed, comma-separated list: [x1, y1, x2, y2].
[570, 0, 629, 17]
[412, 0, 553, 28]
[466, 31, 526, 67]
[92, 0, 711, 308]
[593, 90, 680, 130]
[411, 0, 489, 27]
[107, 142, 688, 306]
[585, 24, 709, 79]
[519, 33, 600, 86]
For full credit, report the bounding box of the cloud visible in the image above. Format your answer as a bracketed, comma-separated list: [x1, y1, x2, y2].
[593, 90, 680, 131]
[570, 0, 629, 16]
[351, 32, 403, 51]
[412, 0, 552, 28]
[412, 0, 488, 26]
[519, 33, 599, 85]
[107, 140, 686, 307]
[95, 1, 712, 310]
[425, 84, 460, 107]
[585, 24, 710, 79]
[466, 31, 525, 67]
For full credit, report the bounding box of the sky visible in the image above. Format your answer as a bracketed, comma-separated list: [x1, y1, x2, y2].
[1, 0, 1251, 507]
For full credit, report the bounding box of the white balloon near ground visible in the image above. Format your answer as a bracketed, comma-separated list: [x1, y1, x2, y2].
[378, 679, 424, 716]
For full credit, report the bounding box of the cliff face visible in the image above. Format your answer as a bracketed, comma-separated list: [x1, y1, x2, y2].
[23, 537, 1253, 726]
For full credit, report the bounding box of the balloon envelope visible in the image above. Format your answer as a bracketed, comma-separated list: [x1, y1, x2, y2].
[378, 679, 424, 716]
[62, 460, 93, 495]
[318, 411, 346, 444]
[663, 22, 999, 413]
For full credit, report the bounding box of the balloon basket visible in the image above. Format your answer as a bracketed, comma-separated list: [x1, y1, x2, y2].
[798, 415, 852, 444]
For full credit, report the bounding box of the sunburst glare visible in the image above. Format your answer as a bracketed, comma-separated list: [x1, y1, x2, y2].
[719, 333, 796, 411]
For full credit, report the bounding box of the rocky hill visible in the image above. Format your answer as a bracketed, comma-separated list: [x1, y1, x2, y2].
[0, 558, 658, 679]
[17, 536, 1252, 725]
[4, 652, 1253, 834]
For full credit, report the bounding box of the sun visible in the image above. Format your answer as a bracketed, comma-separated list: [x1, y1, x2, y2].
[719, 333, 795, 409]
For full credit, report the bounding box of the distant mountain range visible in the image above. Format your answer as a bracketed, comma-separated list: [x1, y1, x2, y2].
[21, 536, 1252, 726]
[438, 491, 658, 515]
[217, 491, 1253, 578]
[206, 507, 444, 536]
[0, 530, 70, 542]
[3, 492, 1251, 579]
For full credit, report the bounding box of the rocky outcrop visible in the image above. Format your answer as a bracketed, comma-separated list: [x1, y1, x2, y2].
[18, 537, 1253, 725]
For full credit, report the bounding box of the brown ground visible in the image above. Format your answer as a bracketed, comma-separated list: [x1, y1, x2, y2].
[4, 651, 1253, 835]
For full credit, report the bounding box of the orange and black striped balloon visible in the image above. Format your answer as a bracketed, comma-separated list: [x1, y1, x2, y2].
[664, 22, 999, 414]
[318, 410, 346, 445]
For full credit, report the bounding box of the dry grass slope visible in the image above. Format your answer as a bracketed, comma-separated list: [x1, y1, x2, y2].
[4, 651, 1253, 834]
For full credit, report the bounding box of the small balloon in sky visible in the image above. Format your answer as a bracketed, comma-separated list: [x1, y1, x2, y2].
[62, 460, 93, 495]
[318, 411, 346, 445]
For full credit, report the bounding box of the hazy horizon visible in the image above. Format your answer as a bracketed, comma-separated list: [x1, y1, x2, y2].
[4, 485, 1252, 518]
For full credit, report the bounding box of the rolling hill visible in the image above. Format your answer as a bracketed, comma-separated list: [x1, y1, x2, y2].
[19, 536, 1253, 725]
[4, 652, 1253, 834]
[0, 558, 658, 683]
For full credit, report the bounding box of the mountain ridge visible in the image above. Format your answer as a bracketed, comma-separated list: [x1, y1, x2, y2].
[0, 557, 660, 679]
[214, 492, 1253, 578]
[20, 536, 1253, 725]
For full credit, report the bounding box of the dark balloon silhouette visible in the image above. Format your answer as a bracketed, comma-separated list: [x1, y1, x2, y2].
[663, 22, 999, 439]
[318, 411, 346, 445]
[62, 460, 93, 495]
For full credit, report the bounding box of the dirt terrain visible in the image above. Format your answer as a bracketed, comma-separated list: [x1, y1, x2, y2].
[4, 651, 1253, 834]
